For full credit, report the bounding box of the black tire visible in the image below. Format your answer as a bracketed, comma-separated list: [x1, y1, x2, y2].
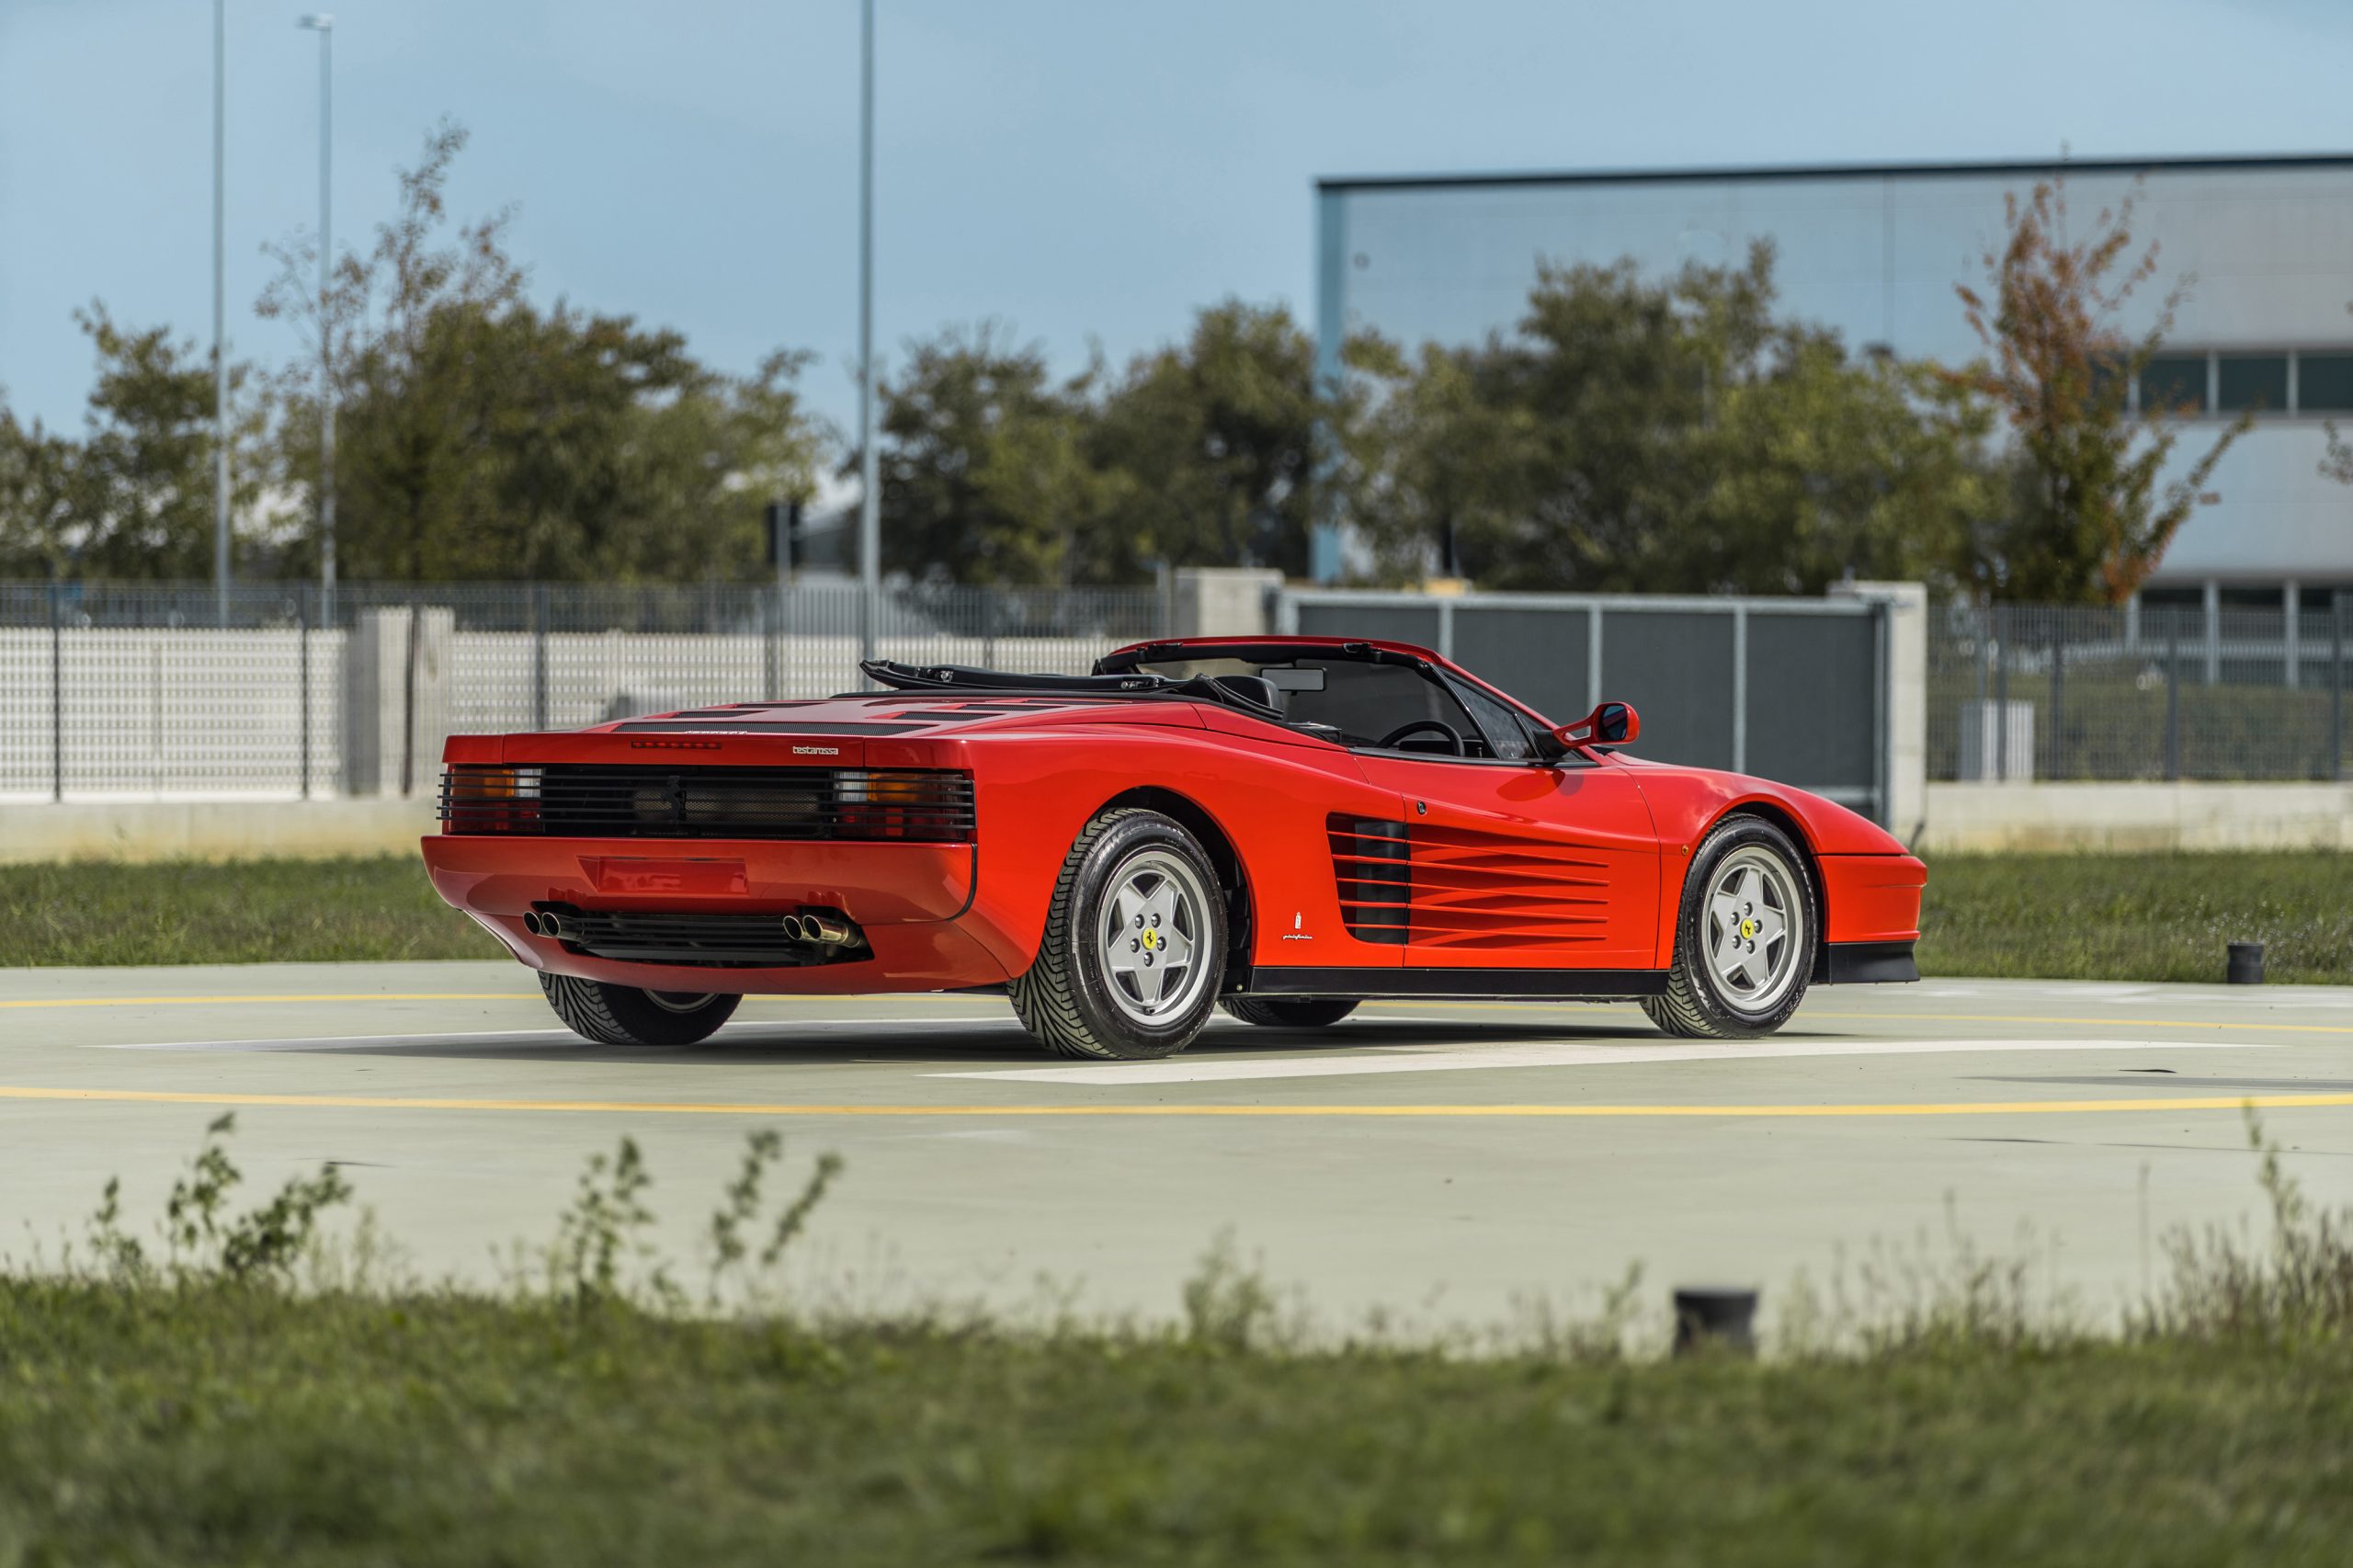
[1642, 815, 1817, 1040]
[1008, 807, 1228, 1060]
[539, 972, 741, 1047]
[1221, 997, 1360, 1028]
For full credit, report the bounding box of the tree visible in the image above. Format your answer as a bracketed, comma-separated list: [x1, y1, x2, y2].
[1084, 301, 1325, 581]
[870, 323, 1105, 585]
[1953, 178, 2245, 602]
[257, 122, 827, 582]
[0, 308, 262, 577]
[2324, 304, 2353, 487]
[0, 405, 79, 576]
[1343, 245, 1997, 594]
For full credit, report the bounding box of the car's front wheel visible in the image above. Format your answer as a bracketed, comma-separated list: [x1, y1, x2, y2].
[1643, 815, 1815, 1040]
[539, 973, 741, 1047]
[1009, 807, 1228, 1059]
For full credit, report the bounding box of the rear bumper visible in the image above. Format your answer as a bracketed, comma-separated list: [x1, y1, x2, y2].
[420, 834, 1008, 994]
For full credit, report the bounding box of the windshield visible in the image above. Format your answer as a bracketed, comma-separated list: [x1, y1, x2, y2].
[1127, 653, 1539, 758]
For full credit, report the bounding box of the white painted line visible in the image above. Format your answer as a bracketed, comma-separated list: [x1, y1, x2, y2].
[83, 1017, 1022, 1053]
[934, 1037, 2268, 1086]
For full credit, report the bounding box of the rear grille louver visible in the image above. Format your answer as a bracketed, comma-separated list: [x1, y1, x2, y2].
[440, 765, 975, 842]
[1328, 815, 1611, 949]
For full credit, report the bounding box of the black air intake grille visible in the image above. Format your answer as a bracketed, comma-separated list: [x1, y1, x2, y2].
[1327, 815, 1411, 945]
[440, 765, 974, 842]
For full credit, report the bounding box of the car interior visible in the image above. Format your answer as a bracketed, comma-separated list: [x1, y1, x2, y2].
[860, 647, 1558, 762]
[1114, 654, 1547, 761]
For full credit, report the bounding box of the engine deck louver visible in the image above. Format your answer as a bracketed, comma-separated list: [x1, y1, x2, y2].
[1328, 815, 1612, 949]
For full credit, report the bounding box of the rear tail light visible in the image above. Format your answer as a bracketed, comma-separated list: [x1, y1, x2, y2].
[440, 766, 542, 833]
[836, 769, 949, 839]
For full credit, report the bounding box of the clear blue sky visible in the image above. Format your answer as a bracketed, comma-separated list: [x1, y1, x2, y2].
[3, 0, 2347, 440]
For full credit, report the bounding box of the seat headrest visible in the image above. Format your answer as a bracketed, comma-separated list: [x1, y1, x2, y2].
[1211, 674, 1283, 713]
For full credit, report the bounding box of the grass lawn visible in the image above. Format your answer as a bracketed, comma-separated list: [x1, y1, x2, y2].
[0, 849, 2345, 984]
[1915, 850, 2353, 984]
[6, 1279, 2351, 1567]
[0, 856, 491, 967]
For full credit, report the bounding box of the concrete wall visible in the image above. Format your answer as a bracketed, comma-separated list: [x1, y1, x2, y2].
[1174, 568, 1283, 637]
[1921, 781, 2353, 853]
[0, 797, 440, 865]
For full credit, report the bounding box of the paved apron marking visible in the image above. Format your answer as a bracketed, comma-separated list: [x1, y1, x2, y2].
[939, 1038, 2267, 1085]
[9, 991, 2352, 1037]
[1365, 1000, 2353, 1037]
[1, 1085, 2347, 1119]
[85, 1018, 1022, 1052]
[0, 992, 1009, 1012]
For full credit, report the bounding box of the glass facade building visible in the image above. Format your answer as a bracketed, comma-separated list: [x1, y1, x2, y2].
[1313, 154, 2353, 607]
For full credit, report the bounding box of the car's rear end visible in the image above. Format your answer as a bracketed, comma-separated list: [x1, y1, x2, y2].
[421, 706, 1007, 997]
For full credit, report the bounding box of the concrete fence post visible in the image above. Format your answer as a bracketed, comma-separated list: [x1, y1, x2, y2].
[1173, 568, 1284, 637]
[343, 606, 454, 796]
[48, 579, 63, 804]
[1832, 582, 1927, 841]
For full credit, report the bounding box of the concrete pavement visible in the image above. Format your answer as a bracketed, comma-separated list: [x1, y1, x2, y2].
[3, 962, 2348, 1330]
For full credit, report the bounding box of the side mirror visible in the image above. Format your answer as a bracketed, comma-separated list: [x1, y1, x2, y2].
[1552, 700, 1640, 752]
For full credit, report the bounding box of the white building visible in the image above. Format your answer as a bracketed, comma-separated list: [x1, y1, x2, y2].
[1313, 153, 2353, 618]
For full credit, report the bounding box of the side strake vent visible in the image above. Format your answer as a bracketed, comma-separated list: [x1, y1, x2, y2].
[1327, 816, 1612, 949]
[1328, 816, 1410, 945]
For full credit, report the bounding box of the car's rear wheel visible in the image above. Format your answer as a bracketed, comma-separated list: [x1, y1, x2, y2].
[539, 972, 741, 1047]
[1643, 815, 1814, 1040]
[1221, 997, 1360, 1028]
[1009, 807, 1228, 1060]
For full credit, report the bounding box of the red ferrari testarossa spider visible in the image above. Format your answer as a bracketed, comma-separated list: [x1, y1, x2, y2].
[422, 636, 1925, 1057]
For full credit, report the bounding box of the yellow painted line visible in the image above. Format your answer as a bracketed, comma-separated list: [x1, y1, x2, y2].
[1806, 1009, 2353, 1038]
[1, 1085, 2348, 1119]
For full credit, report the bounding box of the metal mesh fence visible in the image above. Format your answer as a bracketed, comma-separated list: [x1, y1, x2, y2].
[1928, 598, 2350, 782]
[0, 580, 1167, 800]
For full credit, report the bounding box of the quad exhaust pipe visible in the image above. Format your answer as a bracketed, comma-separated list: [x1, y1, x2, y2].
[526, 904, 859, 952]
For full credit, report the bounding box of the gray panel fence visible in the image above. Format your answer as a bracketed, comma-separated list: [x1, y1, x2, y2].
[1278, 590, 1893, 822]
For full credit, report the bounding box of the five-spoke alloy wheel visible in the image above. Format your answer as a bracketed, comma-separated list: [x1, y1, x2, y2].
[1011, 807, 1229, 1058]
[1643, 815, 1815, 1040]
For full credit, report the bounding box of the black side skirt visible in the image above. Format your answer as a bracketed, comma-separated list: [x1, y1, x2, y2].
[1233, 942, 1920, 1000]
[1235, 967, 1666, 1002]
[1816, 940, 1919, 985]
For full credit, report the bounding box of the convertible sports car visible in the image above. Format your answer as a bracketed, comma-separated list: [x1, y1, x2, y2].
[422, 635, 1925, 1057]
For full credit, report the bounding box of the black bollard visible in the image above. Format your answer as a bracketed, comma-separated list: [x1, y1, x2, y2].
[1672, 1287, 1758, 1358]
[2226, 942, 2265, 985]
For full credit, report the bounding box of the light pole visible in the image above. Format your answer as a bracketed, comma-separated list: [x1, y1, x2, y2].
[857, 0, 879, 661]
[299, 13, 335, 625]
[211, 0, 230, 624]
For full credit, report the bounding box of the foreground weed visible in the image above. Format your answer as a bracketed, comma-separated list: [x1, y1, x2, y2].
[705, 1129, 846, 1309]
[2138, 1109, 2353, 1342]
[549, 1136, 678, 1311]
[83, 1114, 354, 1288]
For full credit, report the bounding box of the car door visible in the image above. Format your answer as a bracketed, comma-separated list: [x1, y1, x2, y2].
[1349, 681, 1662, 971]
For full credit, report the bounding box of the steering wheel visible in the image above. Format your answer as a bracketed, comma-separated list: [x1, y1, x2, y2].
[1375, 719, 1465, 756]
